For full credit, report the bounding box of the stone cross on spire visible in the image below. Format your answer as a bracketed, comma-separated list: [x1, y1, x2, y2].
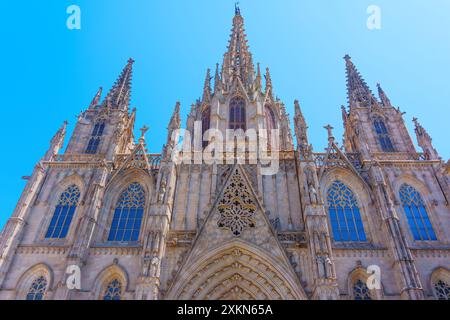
[324, 124, 335, 142]
[221, 6, 255, 89]
[139, 125, 149, 144]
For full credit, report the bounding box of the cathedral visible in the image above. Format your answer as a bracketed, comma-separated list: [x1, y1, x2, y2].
[0, 8, 449, 301]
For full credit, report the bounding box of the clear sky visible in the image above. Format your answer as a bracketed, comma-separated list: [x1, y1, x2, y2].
[0, 0, 449, 229]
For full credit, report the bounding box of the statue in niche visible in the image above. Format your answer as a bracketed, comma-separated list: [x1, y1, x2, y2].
[305, 169, 319, 205]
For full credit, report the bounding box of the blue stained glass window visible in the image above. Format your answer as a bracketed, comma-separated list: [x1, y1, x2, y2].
[327, 181, 367, 242]
[103, 279, 122, 300]
[108, 182, 145, 242]
[26, 276, 48, 300]
[373, 117, 395, 152]
[85, 121, 105, 154]
[353, 279, 372, 300]
[434, 280, 450, 300]
[399, 184, 437, 241]
[45, 185, 80, 239]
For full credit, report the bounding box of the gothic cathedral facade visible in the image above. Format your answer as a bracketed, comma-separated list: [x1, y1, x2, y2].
[0, 9, 449, 300]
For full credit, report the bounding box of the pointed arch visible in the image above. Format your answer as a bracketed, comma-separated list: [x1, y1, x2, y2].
[372, 115, 395, 152]
[320, 168, 375, 244]
[166, 240, 307, 300]
[107, 182, 146, 242]
[15, 263, 53, 300]
[229, 96, 246, 130]
[347, 266, 383, 300]
[85, 120, 106, 154]
[430, 267, 450, 300]
[97, 169, 153, 243]
[399, 183, 437, 241]
[326, 180, 367, 242]
[264, 105, 276, 149]
[45, 184, 80, 239]
[91, 264, 128, 300]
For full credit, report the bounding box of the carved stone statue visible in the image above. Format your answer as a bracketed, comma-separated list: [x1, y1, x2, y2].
[158, 180, 167, 204]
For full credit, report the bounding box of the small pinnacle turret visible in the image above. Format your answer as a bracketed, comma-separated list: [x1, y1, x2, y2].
[202, 69, 212, 103]
[413, 118, 439, 160]
[265, 68, 272, 92]
[213, 63, 222, 93]
[44, 121, 68, 161]
[89, 87, 103, 109]
[294, 100, 311, 158]
[377, 83, 392, 107]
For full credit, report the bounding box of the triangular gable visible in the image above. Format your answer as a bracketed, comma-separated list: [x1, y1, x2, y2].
[175, 164, 296, 277]
[318, 141, 366, 184]
[108, 143, 151, 186]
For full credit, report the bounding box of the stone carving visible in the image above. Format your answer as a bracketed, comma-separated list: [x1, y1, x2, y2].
[217, 169, 256, 236]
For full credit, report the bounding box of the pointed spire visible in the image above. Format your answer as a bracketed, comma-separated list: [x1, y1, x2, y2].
[344, 55, 375, 109]
[255, 63, 262, 89]
[169, 101, 181, 131]
[377, 83, 392, 107]
[103, 58, 134, 111]
[294, 100, 311, 158]
[45, 121, 68, 160]
[265, 67, 272, 92]
[341, 105, 348, 125]
[413, 117, 439, 160]
[221, 6, 254, 88]
[89, 87, 102, 109]
[214, 63, 222, 93]
[202, 68, 212, 103]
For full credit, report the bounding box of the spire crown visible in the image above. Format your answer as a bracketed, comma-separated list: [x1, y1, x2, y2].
[344, 55, 375, 109]
[103, 58, 134, 111]
[222, 7, 254, 89]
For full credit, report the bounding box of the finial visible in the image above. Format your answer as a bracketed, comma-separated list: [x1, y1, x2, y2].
[324, 124, 335, 141]
[265, 67, 272, 90]
[235, 2, 240, 15]
[344, 54, 351, 61]
[139, 125, 149, 144]
[89, 87, 103, 109]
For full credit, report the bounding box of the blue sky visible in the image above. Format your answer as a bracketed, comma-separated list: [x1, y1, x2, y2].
[0, 0, 449, 229]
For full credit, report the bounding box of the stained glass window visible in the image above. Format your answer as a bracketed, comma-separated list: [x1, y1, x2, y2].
[399, 184, 437, 241]
[353, 279, 372, 300]
[108, 182, 145, 242]
[373, 117, 395, 152]
[327, 181, 367, 242]
[433, 280, 450, 300]
[26, 276, 47, 300]
[86, 121, 105, 154]
[45, 185, 80, 239]
[229, 97, 246, 130]
[202, 106, 211, 149]
[103, 279, 122, 300]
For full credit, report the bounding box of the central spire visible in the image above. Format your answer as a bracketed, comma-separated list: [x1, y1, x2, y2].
[221, 6, 255, 89]
[103, 58, 134, 111]
[344, 55, 375, 109]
